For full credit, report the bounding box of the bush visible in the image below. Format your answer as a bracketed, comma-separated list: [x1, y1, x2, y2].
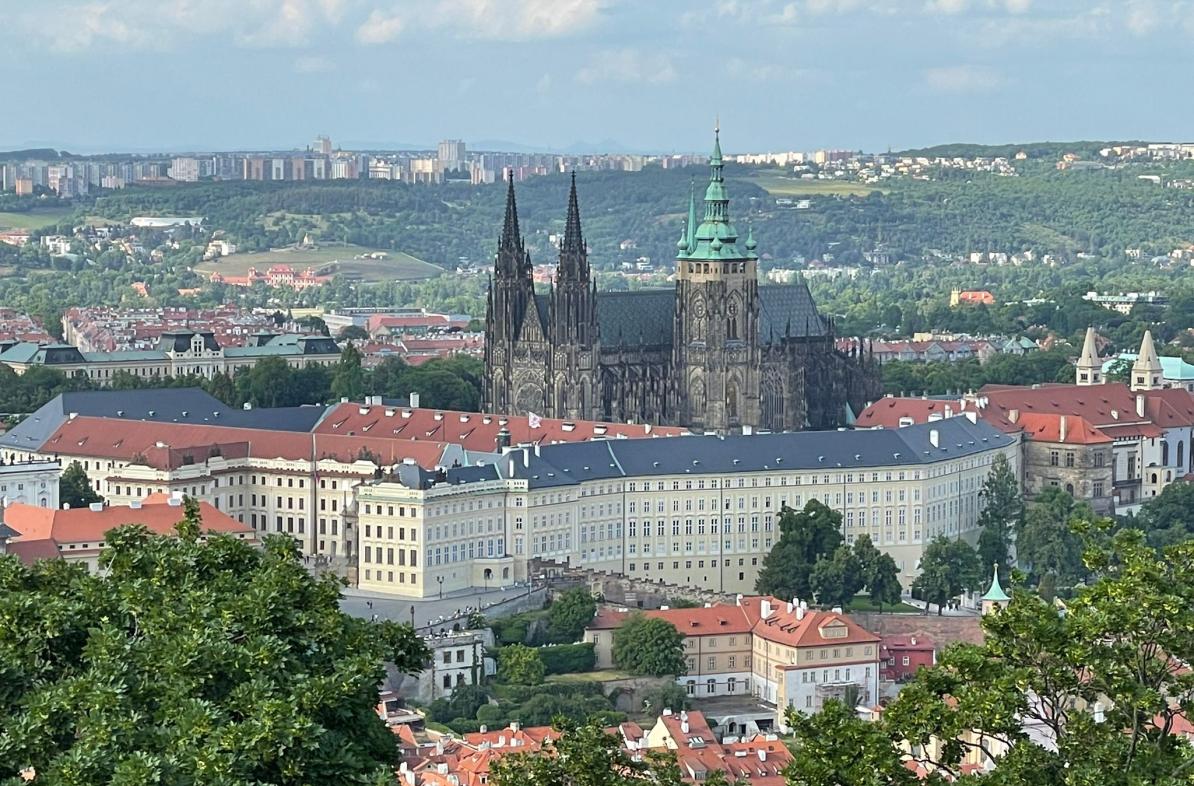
[540, 642, 597, 675]
[428, 683, 489, 723]
[475, 703, 505, 725]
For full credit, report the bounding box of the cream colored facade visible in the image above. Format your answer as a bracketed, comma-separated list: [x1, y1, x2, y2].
[6, 414, 1019, 599]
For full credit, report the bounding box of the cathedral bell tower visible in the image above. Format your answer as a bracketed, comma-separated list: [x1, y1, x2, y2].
[671, 125, 761, 431]
[549, 173, 600, 419]
[483, 172, 535, 412]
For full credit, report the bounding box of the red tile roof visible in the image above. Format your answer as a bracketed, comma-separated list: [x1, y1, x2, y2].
[855, 397, 969, 429]
[587, 604, 753, 635]
[590, 596, 879, 651]
[315, 403, 686, 453]
[1015, 413, 1113, 445]
[3, 498, 253, 554]
[40, 416, 450, 470]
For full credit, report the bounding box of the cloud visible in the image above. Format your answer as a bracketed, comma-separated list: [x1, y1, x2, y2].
[575, 49, 676, 85]
[1125, 0, 1160, 35]
[924, 0, 967, 13]
[726, 57, 808, 82]
[294, 54, 334, 72]
[429, 0, 609, 40]
[923, 64, 1004, 92]
[356, 8, 404, 43]
[19, 0, 352, 51]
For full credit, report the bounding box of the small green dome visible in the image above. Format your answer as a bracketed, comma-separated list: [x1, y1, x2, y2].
[711, 237, 723, 252]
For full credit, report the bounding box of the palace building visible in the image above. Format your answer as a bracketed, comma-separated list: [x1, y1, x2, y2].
[483, 129, 881, 433]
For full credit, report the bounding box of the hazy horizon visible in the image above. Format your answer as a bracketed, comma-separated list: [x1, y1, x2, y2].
[3, 0, 1193, 153]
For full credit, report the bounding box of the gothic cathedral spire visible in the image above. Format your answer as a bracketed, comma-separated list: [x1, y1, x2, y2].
[500, 170, 522, 253]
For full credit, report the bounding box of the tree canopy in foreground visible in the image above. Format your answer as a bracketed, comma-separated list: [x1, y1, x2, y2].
[0, 502, 428, 785]
[788, 528, 1194, 786]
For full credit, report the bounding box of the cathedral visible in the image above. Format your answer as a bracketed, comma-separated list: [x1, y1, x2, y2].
[482, 129, 881, 433]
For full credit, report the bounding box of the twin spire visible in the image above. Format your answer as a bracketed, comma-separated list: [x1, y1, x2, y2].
[497, 169, 587, 280]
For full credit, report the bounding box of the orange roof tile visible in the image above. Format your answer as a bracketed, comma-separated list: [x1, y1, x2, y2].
[4, 499, 253, 545]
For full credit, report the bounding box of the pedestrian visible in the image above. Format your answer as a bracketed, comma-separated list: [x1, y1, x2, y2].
[371, 613, 378, 622]
[367, 600, 373, 610]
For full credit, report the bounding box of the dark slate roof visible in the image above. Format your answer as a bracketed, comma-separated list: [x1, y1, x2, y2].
[449, 417, 1015, 490]
[759, 284, 826, 340]
[157, 331, 219, 353]
[0, 343, 87, 365]
[0, 388, 326, 452]
[532, 293, 551, 336]
[596, 290, 675, 348]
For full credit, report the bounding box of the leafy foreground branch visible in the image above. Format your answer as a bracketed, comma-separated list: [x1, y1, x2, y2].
[787, 529, 1194, 786]
[0, 507, 428, 785]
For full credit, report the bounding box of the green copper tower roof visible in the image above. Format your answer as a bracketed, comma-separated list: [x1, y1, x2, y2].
[677, 124, 747, 262]
[982, 563, 1010, 603]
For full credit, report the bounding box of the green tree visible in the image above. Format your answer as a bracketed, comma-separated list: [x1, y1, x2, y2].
[975, 453, 1023, 580]
[810, 545, 864, 608]
[331, 343, 366, 402]
[1017, 487, 1089, 585]
[867, 553, 903, 612]
[1135, 480, 1194, 549]
[788, 528, 1194, 785]
[911, 535, 981, 615]
[246, 356, 293, 408]
[756, 501, 844, 601]
[546, 587, 597, 643]
[0, 517, 428, 784]
[338, 324, 370, 341]
[851, 535, 903, 611]
[203, 370, 238, 406]
[500, 644, 546, 686]
[611, 614, 687, 677]
[59, 460, 101, 509]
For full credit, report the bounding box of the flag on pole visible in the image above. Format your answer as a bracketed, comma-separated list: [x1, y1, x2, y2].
[528, 412, 542, 429]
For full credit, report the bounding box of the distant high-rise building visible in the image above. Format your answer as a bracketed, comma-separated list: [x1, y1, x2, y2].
[169, 157, 201, 182]
[438, 139, 466, 168]
[313, 135, 333, 156]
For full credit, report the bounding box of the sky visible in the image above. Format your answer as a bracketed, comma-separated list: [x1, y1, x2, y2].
[2, 0, 1193, 154]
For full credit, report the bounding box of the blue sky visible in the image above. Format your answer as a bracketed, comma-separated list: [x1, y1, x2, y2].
[2, 0, 1191, 153]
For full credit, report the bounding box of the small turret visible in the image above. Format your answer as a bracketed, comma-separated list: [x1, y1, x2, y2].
[1075, 326, 1102, 386]
[981, 563, 1010, 616]
[1131, 329, 1163, 391]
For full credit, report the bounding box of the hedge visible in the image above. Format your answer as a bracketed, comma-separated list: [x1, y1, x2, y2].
[539, 642, 597, 675]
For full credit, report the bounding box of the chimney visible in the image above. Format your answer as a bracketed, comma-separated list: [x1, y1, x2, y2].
[929, 429, 939, 448]
[760, 599, 773, 619]
[510, 721, 520, 732]
[786, 600, 793, 614]
[1008, 408, 1020, 424]
[742, 424, 752, 436]
[736, 593, 743, 606]
[758, 749, 767, 762]
[910, 636, 917, 646]
[522, 447, 530, 467]
[1059, 416, 1068, 443]
[1136, 394, 1146, 418]
[410, 391, 420, 409]
[663, 708, 672, 716]
[795, 604, 805, 621]
[944, 404, 953, 418]
[479, 725, 488, 734]
[680, 721, 689, 733]
[496, 426, 511, 450]
[88, 502, 103, 512]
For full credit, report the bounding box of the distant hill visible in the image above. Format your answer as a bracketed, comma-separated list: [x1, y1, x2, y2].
[0, 148, 64, 161]
[897, 141, 1148, 159]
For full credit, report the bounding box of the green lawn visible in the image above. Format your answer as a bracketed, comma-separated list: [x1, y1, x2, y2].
[844, 598, 921, 614]
[0, 207, 74, 230]
[740, 173, 883, 198]
[195, 243, 442, 282]
[545, 669, 635, 684]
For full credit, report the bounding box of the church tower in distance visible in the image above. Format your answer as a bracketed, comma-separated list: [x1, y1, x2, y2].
[482, 173, 535, 413]
[549, 172, 600, 418]
[671, 125, 761, 431]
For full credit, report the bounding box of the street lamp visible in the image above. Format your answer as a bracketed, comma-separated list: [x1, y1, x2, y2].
[436, 575, 444, 599]
[410, 605, 416, 628]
